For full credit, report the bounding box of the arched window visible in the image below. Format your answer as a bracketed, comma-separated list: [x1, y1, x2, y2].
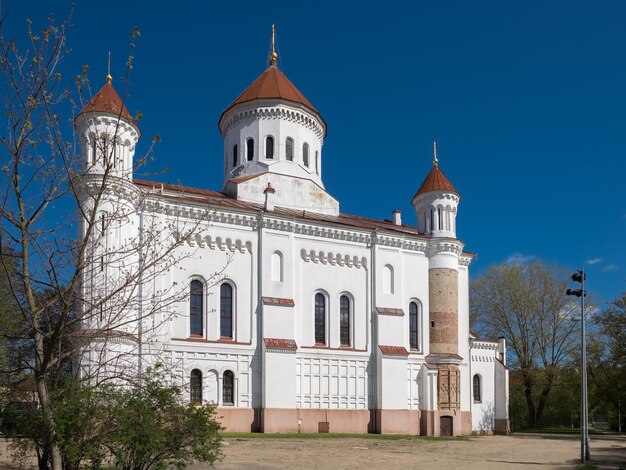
[314, 293, 326, 344]
[220, 283, 233, 338]
[271, 251, 283, 282]
[438, 207, 443, 230]
[265, 136, 274, 159]
[190, 369, 202, 403]
[340, 295, 350, 346]
[286, 137, 294, 161]
[303, 143, 309, 167]
[190, 280, 203, 336]
[232, 144, 238, 167]
[91, 138, 97, 164]
[409, 301, 419, 350]
[246, 138, 254, 161]
[383, 265, 394, 294]
[473, 374, 481, 402]
[223, 370, 234, 405]
[315, 150, 319, 173]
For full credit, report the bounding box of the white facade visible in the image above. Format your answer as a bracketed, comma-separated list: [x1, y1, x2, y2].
[76, 52, 509, 436]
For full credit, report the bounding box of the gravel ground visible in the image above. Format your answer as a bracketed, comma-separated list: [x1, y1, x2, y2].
[2, 434, 625, 469]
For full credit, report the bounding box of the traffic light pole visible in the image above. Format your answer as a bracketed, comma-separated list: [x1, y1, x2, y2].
[580, 269, 590, 463]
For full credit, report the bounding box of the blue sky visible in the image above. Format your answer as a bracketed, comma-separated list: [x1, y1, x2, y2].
[7, 1, 625, 304]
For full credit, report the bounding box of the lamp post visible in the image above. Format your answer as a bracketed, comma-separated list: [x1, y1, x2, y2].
[566, 268, 590, 463]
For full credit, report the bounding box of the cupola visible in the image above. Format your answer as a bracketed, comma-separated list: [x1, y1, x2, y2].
[219, 26, 338, 216]
[412, 142, 460, 238]
[75, 67, 140, 181]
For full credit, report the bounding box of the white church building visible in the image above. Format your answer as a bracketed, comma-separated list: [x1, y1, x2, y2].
[75, 36, 509, 436]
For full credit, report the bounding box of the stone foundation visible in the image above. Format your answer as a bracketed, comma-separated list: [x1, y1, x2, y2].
[261, 408, 372, 434]
[375, 410, 421, 435]
[494, 418, 511, 435]
[216, 407, 256, 432]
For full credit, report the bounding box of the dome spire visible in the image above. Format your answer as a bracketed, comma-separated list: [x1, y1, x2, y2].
[270, 24, 278, 66]
[106, 51, 112, 84]
[433, 140, 438, 167]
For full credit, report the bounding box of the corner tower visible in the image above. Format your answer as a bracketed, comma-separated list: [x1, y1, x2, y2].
[219, 26, 338, 215]
[414, 143, 467, 434]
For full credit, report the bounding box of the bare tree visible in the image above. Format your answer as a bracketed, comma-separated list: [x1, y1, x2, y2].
[470, 260, 582, 427]
[0, 9, 219, 469]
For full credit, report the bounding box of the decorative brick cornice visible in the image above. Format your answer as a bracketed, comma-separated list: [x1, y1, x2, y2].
[70, 328, 138, 344]
[378, 345, 409, 356]
[375, 307, 405, 316]
[264, 338, 297, 353]
[261, 297, 295, 307]
[426, 239, 464, 257]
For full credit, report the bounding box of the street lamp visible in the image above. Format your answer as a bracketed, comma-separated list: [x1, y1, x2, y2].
[566, 268, 590, 463]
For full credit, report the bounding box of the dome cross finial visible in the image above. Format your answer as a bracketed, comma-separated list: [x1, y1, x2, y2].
[433, 141, 438, 166]
[106, 51, 112, 84]
[270, 24, 278, 66]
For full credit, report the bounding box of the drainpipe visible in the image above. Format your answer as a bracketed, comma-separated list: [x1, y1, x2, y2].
[137, 211, 144, 382]
[370, 228, 378, 432]
[257, 211, 264, 429]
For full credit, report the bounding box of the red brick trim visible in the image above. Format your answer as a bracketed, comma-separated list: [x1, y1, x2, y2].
[378, 345, 409, 356]
[261, 296, 295, 307]
[264, 338, 297, 350]
[376, 307, 405, 316]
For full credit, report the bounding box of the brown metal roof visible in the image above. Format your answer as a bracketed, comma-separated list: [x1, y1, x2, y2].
[77, 81, 135, 123]
[225, 65, 318, 113]
[414, 164, 460, 199]
[133, 179, 431, 239]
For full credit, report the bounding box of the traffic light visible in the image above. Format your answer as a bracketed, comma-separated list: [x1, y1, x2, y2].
[567, 269, 586, 297]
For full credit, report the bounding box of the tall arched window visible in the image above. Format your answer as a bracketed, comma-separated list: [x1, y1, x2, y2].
[286, 137, 294, 161]
[232, 144, 238, 167]
[265, 136, 274, 159]
[190, 280, 203, 336]
[190, 369, 202, 403]
[223, 370, 234, 405]
[314, 293, 326, 344]
[303, 143, 309, 167]
[315, 150, 319, 173]
[409, 301, 419, 350]
[340, 295, 350, 346]
[220, 283, 233, 338]
[246, 138, 254, 161]
[473, 374, 481, 402]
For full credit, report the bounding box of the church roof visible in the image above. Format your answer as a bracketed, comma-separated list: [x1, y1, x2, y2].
[77, 80, 134, 123]
[414, 163, 460, 199]
[222, 64, 321, 118]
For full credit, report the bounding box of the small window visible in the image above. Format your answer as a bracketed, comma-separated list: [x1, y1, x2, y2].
[220, 283, 233, 338]
[190, 280, 203, 336]
[91, 138, 97, 163]
[223, 370, 234, 405]
[286, 137, 294, 161]
[271, 251, 283, 282]
[314, 293, 326, 344]
[315, 150, 319, 173]
[383, 265, 394, 294]
[473, 374, 481, 402]
[265, 136, 274, 159]
[246, 138, 254, 161]
[340, 295, 350, 346]
[409, 301, 419, 350]
[303, 143, 309, 167]
[232, 144, 238, 167]
[438, 207, 443, 230]
[190, 369, 202, 404]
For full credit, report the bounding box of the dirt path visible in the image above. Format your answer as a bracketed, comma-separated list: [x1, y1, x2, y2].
[1, 434, 625, 469]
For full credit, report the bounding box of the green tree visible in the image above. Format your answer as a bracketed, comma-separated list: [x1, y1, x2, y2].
[471, 260, 582, 428]
[588, 292, 625, 431]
